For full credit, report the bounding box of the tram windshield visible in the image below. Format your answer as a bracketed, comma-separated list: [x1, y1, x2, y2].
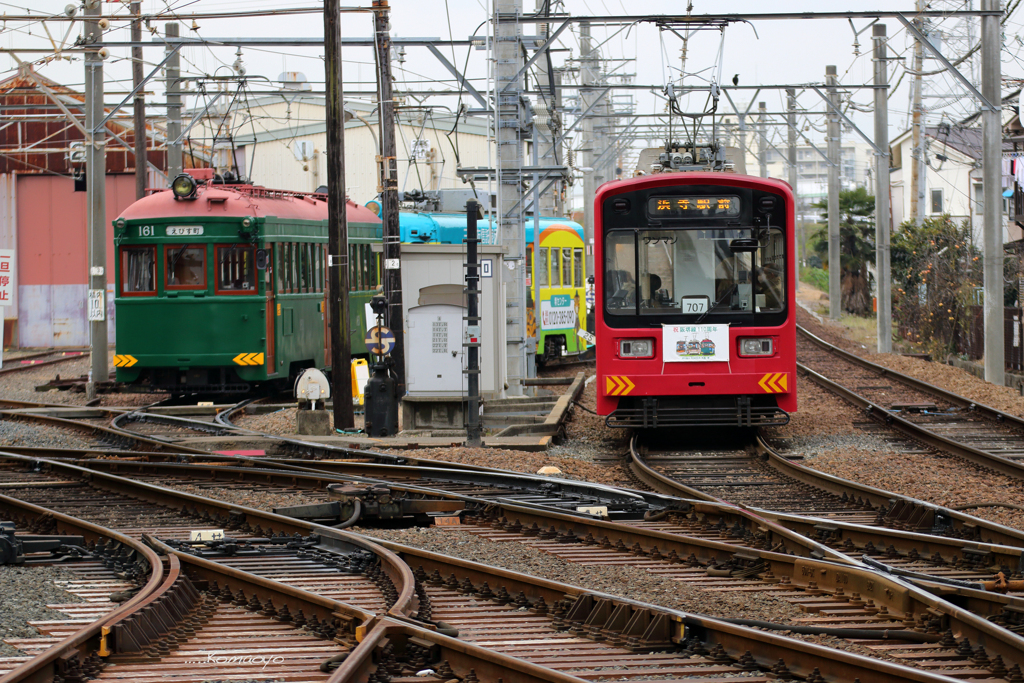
[604, 227, 785, 317]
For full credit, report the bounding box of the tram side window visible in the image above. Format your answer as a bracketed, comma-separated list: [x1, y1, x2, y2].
[561, 248, 572, 287]
[604, 231, 637, 313]
[349, 244, 358, 290]
[165, 245, 206, 290]
[216, 245, 256, 293]
[573, 248, 584, 288]
[313, 244, 322, 292]
[537, 247, 549, 287]
[121, 246, 155, 295]
[361, 245, 372, 290]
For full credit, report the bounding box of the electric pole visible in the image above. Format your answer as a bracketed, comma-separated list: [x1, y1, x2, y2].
[874, 24, 892, 354]
[787, 88, 799, 295]
[910, 0, 925, 225]
[981, 0, 1003, 384]
[165, 23, 182, 178]
[826, 65, 842, 321]
[373, 0, 405, 397]
[495, 0, 527, 396]
[580, 21, 596, 280]
[131, 1, 145, 200]
[85, 0, 107, 401]
[325, 0, 355, 428]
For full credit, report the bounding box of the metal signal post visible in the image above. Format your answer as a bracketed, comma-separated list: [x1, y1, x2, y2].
[465, 200, 482, 447]
[325, 0, 355, 429]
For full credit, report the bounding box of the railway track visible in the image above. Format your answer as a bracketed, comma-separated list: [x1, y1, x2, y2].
[0, 453, 1017, 683]
[7, 453, 1024, 678]
[0, 349, 87, 376]
[796, 325, 1024, 479]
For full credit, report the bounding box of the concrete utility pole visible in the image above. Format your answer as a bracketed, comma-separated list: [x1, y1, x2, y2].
[324, 0, 355, 428]
[165, 23, 182, 178]
[758, 101, 767, 177]
[131, 2, 145, 200]
[85, 0, 107, 401]
[981, 0, 1003, 384]
[580, 21, 596, 278]
[874, 24, 892, 354]
[786, 88, 799, 294]
[910, 0, 925, 225]
[495, 0, 527, 395]
[373, 0, 405, 397]
[826, 65, 842, 320]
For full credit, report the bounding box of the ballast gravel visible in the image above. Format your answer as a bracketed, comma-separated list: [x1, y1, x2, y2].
[0, 565, 86, 657]
[0, 419, 97, 450]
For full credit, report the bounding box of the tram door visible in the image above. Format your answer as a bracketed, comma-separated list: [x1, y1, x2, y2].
[266, 245, 276, 374]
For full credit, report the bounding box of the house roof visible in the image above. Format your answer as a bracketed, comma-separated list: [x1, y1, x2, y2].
[892, 124, 1014, 160]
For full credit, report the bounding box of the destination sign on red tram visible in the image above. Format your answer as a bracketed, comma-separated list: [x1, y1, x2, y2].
[647, 195, 741, 218]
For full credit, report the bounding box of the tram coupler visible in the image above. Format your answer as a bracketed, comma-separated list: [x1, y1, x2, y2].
[273, 485, 463, 527]
[0, 522, 88, 565]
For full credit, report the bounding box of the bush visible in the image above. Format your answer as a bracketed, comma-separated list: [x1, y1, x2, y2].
[800, 266, 829, 293]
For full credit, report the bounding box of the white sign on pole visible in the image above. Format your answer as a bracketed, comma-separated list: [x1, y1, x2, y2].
[87, 289, 105, 322]
[662, 324, 730, 363]
[0, 249, 14, 307]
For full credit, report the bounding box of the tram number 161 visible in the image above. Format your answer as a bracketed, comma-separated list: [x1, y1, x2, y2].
[139, 225, 155, 237]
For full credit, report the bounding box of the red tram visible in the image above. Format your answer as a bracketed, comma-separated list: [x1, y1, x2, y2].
[594, 173, 797, 428]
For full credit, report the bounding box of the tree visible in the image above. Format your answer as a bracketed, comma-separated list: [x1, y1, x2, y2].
[810, 186, 876, 315]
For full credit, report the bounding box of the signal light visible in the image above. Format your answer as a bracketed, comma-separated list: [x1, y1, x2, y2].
[171, 173, 198, 199]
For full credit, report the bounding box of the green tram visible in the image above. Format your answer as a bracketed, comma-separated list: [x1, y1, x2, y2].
[112, 173, 381, 393]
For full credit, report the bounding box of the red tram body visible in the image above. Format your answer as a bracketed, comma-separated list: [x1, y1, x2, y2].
[594, 173, 797, 428]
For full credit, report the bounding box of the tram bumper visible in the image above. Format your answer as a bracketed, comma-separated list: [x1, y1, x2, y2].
[599, 370, 794, 428]
[607, 395, 789, 428]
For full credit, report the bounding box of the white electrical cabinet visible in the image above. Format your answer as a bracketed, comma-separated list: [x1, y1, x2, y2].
[406, 304, 465, 395]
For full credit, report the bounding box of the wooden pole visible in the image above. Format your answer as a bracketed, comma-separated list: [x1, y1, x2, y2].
[325, 0, 354, 429]
[373, 0, 405, 396]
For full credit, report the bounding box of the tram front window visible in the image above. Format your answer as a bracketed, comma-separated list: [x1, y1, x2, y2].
[604, 227, 785, 318]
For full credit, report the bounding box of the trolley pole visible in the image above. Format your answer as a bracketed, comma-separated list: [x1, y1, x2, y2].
[826, 65, 842, 320]
[465, 200, 482, 447]
[165, 23, 182, 178]
[873, 24, 892, 354]
[373, 0, 405, 397]
[325, 0, 355, 429]
[758, 101, 767, 178]
[85, 0, 107, 401]
[787, 88, 799, 301]
[981, 0, 1004, 385]
[131, 1, 146, 200]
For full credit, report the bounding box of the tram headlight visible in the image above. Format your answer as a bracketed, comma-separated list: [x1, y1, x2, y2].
[171, 173, 198, 199]
[619, 339, 654, 358]
[739, 337, 774, 356]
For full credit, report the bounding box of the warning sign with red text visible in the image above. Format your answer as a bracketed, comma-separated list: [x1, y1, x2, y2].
[0, 250, 14, 307]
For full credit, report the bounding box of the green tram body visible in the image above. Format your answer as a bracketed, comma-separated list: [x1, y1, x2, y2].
[112, 183, 381, 393]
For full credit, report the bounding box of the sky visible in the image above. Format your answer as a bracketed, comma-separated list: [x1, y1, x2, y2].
[2, 0, 1022, 205]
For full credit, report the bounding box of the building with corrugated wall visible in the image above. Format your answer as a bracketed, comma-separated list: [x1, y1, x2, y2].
[185, 95, 491, 204]
[0, 64, 167, 347]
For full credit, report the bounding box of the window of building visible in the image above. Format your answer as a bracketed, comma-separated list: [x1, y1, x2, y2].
[974, 183, 984, 215]
[120, 246, 155, 295]
[931, 188, 944, 214]
[165, 245, 206, 290]
[216, 245, 256, 293]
